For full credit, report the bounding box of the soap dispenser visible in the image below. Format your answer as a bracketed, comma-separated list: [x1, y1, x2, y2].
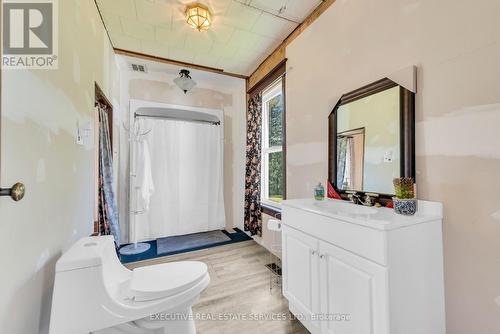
[314, 182, 325, 201]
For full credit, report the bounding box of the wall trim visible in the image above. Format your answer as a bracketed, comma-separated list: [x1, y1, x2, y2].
[114, 48, 248, 80]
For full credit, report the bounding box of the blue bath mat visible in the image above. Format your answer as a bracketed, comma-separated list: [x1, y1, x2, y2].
[118, 228, 252, 264]
[157, 230, 231, 255]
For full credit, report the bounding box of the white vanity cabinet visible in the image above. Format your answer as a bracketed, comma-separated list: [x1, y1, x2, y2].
[318, 239, 389, 334]
[282, 226, 321, 332]
[282, 199, 445, 334]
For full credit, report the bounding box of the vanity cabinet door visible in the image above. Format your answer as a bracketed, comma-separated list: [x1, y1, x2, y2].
[282, 226, 320, 324]
[319, 241, 389, 334]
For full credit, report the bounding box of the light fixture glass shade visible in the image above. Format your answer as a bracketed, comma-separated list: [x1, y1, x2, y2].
[174, 69, 197, 94]
[186, 4, 211, 31]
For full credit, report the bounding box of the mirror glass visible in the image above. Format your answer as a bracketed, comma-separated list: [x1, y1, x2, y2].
[336, 86, 400, 194]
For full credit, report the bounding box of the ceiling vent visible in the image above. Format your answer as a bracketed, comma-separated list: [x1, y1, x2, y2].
[130, 63, 147, 73]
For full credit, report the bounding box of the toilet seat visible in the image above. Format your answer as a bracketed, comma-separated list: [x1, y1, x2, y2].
[129, 261, 208, 302]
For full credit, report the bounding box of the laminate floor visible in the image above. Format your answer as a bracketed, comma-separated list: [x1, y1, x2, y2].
[127, 240, 310, 334]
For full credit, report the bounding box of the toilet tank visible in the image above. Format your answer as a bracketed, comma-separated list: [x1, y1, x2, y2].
[49, 236, 131, 334]
[55, 235, 128, 278]
[55, 236, 110, 272]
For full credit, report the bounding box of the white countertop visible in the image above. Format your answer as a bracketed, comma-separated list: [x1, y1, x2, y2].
[281, 198, 443, 231]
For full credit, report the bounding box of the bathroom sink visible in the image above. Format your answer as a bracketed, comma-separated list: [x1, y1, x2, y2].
[313, 200, 378, 215]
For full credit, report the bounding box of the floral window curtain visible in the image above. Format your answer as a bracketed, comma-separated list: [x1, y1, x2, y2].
[98, 106, 121, 246]
[244, 93, 263, 236]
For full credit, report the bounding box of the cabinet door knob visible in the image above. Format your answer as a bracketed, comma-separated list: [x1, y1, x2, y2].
[311, 250, 317, 255]
[319, 254, 325, 259]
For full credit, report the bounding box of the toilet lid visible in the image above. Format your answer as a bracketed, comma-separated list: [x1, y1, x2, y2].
[129, 261, 208, 302]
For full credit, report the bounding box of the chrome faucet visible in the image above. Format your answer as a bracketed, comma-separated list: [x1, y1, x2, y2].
[346, 191, 378, 207]
[362, 193, 378, 207]
[346, 191, 362, 204]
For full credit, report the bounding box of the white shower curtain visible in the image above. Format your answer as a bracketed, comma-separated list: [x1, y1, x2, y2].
[134, 118, 226, 240]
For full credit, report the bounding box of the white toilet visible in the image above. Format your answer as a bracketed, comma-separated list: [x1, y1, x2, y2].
[49, 236, 210, 334]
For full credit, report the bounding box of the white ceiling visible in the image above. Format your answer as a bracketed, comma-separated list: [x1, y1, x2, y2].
[96, 0, 322, 76]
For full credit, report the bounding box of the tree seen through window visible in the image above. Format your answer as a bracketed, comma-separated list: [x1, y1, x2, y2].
[267, 94, 283, 202]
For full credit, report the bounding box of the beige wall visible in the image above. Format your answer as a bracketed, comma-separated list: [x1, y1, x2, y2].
[118, 67, 246, 242]
[0, 1, 120, 333]
[285, 0, 500, 332]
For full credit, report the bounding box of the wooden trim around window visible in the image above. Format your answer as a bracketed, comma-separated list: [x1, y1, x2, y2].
[259, 62, 287, 211]
[248, 59, 287, 96]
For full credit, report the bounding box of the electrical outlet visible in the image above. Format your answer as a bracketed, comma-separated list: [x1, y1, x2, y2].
[76, 121, 92, 146]
[384, 150, 393, 163]
[76, 129, 84, 145]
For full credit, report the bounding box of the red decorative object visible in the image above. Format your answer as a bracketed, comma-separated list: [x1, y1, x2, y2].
[327, 181, 342, 200]
[386, 201, 394, 208]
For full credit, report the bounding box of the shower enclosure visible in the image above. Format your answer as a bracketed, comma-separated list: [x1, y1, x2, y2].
[127, 99, 226, 247]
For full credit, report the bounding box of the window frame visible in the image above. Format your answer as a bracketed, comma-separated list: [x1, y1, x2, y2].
[261, 79, 284, 208]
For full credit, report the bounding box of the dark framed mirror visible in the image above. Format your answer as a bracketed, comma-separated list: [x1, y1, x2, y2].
[328, 78, 415, 204]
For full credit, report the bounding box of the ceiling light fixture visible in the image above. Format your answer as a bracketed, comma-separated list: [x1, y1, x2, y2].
[186, 3, 211, 31]
[174, 69, 197, 94]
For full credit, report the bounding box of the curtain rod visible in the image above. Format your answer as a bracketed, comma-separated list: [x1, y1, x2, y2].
[134, 113, 220, 126]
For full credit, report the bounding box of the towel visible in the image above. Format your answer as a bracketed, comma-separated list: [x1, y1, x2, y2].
[136, 140, 154, 211]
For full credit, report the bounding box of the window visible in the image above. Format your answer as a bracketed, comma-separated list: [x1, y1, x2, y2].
[261, 79, 284, 205]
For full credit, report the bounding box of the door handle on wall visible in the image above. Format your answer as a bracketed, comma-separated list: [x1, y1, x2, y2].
[0, 182, 26, 201]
